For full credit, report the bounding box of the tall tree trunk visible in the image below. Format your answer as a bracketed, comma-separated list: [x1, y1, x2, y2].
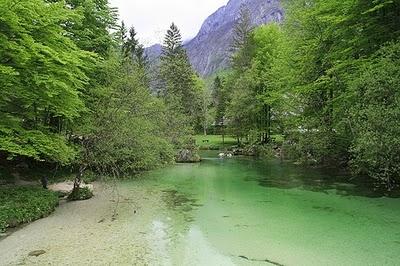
[267, 105, 272, 143]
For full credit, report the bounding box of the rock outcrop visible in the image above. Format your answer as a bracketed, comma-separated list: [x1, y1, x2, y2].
[175, 149, 201, 163]
[186, 0, 283, 76]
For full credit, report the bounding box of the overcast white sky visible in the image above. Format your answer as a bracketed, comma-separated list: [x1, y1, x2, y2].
[109, 0, 229, 46]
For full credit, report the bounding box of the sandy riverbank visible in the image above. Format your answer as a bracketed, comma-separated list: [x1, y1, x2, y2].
[0, 182, 168, 265]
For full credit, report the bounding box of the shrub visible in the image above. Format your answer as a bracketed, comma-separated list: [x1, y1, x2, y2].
[67, 187, 93, 201]
[349, 42, 400, 189]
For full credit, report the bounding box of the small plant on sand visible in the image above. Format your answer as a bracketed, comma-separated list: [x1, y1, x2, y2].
[67, 187, 93, 201]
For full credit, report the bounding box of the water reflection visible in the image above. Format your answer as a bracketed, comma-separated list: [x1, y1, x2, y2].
[202, 155, 400, 198]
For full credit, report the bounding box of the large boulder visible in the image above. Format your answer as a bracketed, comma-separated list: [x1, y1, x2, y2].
[48, 181, 93, 196]
[175, 149, 201, 163]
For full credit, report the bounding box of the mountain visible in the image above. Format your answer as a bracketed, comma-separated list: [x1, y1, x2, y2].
[146, 0, 283, 77]
[145, 44, 162, 65]
[186, 0, 283, 76]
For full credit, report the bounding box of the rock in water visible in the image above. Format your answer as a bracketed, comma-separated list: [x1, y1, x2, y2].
[175, 149, 201, 163]
[28, 250, 46, 257]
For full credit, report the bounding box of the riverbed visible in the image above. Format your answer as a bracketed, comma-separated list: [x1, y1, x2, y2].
[1, 152, 400, 265]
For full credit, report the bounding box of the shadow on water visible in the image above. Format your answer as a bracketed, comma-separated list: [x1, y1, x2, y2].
[200, 152, 400, 198]
[251, 159, 400, 198]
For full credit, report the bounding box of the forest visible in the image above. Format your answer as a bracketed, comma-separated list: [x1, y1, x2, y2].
[1, 0, 400, 239]
[214, 0, 400, 190]
[0, 0, 201, 188]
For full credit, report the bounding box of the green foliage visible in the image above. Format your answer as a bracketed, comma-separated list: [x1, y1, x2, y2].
[122, 26, 147, 67]
[349, 42, 400, 188]
[212, 76, 228, 126]
[81, 170, 98, 183]
[0, 129, 78, 163]
[62, 0, 118, 56]
[3, 0, 399, 192]
[75, 52, 175, 174]
[0, 187, 59, 232]
[226, 24, 287, 143]
[279, 0, 400, 167]
[162, 23, 184, 57]
[67, 187, 93, 201]
[230, 5, 253, 67]
[195, 78, 213, 135]
[159, 23, 204, 141]
[160, 52, 201, 119]
[0, 0, 178, 180]
[224, 0, 400, 188]
[0, 0, 95, 164]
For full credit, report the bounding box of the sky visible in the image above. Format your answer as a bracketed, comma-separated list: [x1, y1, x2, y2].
[109, 0, 229, 46]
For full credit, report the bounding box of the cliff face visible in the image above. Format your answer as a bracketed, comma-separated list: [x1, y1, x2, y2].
[146, 0, 283, 77]
[186, 0, 283, 76]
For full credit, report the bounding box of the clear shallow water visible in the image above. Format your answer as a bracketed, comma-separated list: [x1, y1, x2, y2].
[132, 152, 400, 266]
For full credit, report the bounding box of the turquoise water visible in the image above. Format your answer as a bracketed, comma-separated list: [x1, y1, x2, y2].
[132, 152, 400, 265]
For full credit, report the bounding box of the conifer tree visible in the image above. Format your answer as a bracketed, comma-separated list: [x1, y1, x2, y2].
[162, 23, 184, 57]
[122, 26, 148, 67]
[231, 5, 253, 54]
[123, 27, 139, 59]
[119, 21, 127, 46]
[159, 23, 203, 123]
[230, 5, 254, 69]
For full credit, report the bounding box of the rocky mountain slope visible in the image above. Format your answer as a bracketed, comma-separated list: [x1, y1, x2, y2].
[146, 0, 283, 77]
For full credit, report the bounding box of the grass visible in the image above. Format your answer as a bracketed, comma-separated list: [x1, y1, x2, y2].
[195, 134, 285, 150]
[0, 186, 59, 232]
[195, 135, 237, 150]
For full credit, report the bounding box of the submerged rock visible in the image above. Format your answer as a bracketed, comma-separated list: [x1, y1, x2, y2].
[175, 149, 201, 163]
[28, 250, 46, 257]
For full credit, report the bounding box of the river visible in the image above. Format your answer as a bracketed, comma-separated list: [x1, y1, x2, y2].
[1, 152, 400, 265]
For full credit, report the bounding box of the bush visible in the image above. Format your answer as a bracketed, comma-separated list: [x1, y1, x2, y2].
[349, 42, 400, 189]
[0, 187, 59, 232]
[257, 145, 276, 159]
[67, 187, 93, 201]
[82, 171, 98, 184]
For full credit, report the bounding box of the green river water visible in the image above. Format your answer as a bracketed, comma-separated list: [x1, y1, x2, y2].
[131, 151, 400, 266]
